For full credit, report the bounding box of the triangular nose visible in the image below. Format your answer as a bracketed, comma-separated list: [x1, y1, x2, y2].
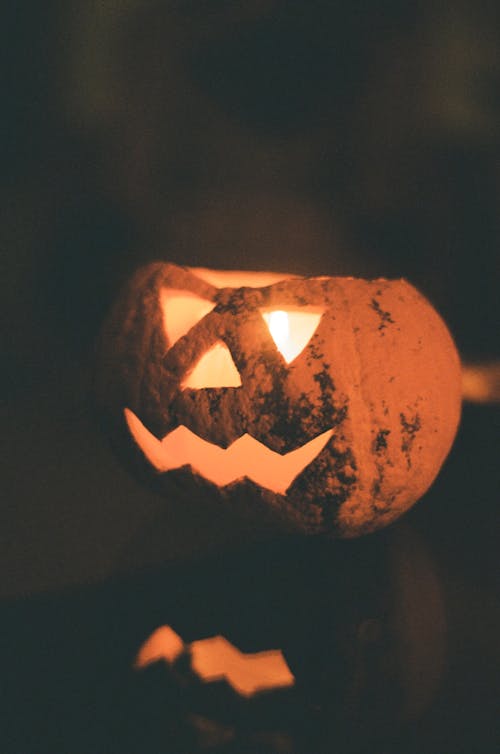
[182, 342, 242, 389]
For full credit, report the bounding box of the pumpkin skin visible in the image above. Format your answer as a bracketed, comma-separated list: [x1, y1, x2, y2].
[96, 262, 461, 537]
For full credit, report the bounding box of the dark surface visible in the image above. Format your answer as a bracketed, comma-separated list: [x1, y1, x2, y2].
[1, 2, 499, 752]
[2, 405, 499, 753]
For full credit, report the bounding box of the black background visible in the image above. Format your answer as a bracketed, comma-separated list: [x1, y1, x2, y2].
[1, 2, 499, 752]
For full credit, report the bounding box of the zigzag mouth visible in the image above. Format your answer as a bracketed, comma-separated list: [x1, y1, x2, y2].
[125, 408, 333, 495]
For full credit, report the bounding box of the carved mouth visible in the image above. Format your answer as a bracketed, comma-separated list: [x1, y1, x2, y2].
[125, 408, 333, 494]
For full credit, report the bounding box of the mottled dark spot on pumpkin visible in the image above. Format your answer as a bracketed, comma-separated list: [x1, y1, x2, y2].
[333, 402, 348, 427]
[400, 412, 421, 469]
[208, 390, 223, 418]
[308, 340, 325, 362]
[251, 363, 306, 451]
[337, 470, 357, 485]
[373, 429, 390, 452]
[324, 490, 350, 513]
[237, 352, 248, 372]
[215, 288, 261, 315]
[370, 457, 386, 501]
[214, 299, 242, 316]
[370, 298, 395, 332]
[311, 361, 343, 429]
[292, 441, 357, 528]
[313, 364, 335, 393]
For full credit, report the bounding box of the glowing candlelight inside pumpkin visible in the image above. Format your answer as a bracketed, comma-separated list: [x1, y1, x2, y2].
[267, 310, 290, 354]
[262, 309, 323, 364]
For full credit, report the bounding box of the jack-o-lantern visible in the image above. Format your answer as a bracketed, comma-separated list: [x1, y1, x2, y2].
[96, 262, 461, 537]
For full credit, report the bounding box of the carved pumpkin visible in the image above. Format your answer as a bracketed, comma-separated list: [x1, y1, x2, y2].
[96, 262, 461, 537]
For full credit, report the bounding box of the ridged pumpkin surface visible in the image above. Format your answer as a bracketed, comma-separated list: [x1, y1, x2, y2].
[96, 263, 461, 537]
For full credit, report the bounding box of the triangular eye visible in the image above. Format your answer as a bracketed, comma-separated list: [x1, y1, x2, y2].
[182, 342, 242, 389]
[160, 289, 215, 347]
[260, 308, 324, 363]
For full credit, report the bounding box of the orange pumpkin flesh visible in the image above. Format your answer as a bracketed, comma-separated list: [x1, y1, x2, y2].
[96, 262, 461, 537]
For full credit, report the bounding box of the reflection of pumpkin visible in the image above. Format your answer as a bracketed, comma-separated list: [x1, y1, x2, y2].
[97, 262, 461, 536]
[135, 625, 295, 698]
[117, 529, 447, 752]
